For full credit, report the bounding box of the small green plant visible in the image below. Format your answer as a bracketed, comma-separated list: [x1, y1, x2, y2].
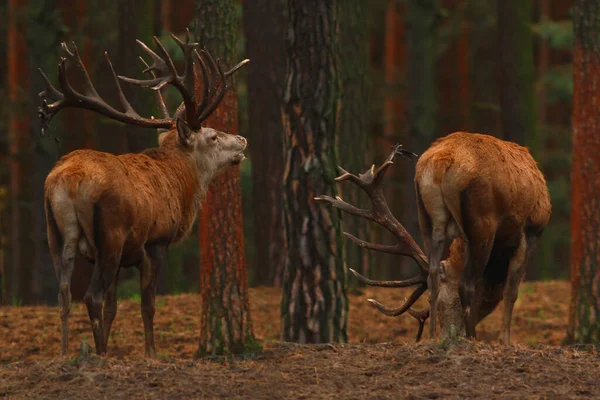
[10, 297, 23, 307]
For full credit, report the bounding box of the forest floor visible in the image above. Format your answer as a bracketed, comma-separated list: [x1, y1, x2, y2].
[2, 280, 599, 399]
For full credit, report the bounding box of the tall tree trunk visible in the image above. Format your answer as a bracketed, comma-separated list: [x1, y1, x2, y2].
[468, 0, 500, 136]
[118, 0, 156, 153]
[28, 0, 64, 304]
[497, 0, 536, 148]
[6, 0, 35, 305]
[280, 0, 348, 344]
[242, 0, 287, 287]
[338, 0, 371, 282]
[195, 0, 256, 356]
[568, 0, 600, 344]
[0, 0, 9, 303]
[403, 0, 438, 279]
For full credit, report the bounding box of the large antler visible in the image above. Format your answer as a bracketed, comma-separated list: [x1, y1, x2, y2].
[38, 28, 249, 133]
[315, 145, 430, 342]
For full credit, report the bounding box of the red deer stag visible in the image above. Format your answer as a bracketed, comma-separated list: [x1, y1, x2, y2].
[39, 30, 249, 357]
[316, 132, 551, 344]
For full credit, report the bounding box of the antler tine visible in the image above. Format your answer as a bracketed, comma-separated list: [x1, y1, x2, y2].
[343, 232, 426, 267]
[38, 68, 63, 101]
[408, 307, 430, 342]
[167, 30, 198, 93]
[197, 58, 227, 122]
[314, 195, 373, 221]
[225, 58, 250, 77]
[63, 42, 100, 98]
[105, 52, 138, 116]
[194, 48, 249, 124]
[139, 56, 169, 119]
[349, 268, 426, 288]
[366, 284, 427, 317]
[193, 49, 211, 118]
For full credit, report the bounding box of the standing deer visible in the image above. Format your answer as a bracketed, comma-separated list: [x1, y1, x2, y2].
[39, 30, 249, 357]
[316, 132, 551, 344]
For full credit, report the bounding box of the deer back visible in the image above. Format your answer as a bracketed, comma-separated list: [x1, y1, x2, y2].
[45, 134, 201, 246]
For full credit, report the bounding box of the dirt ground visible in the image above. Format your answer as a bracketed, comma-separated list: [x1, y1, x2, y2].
[1, 280, 599, 399]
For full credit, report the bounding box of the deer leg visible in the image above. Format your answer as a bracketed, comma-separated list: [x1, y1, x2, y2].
[428, 229, 446, 339]
[57, 235, 77, 357]
[460, 227, 495, 339]
[139, 245, 165, 358]
[84, 247, 122, 355]
[500, 233, 536, 345]
[103, 268, 121, 346]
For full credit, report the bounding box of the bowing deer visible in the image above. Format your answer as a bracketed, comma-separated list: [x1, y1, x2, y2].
[316, 132, 551, 344]
[39, 30, 249, 357]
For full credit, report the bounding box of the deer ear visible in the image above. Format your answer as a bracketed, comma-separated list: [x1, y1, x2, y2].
[176, 118, 194, 147]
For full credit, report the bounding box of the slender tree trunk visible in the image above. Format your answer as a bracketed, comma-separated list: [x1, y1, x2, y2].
[280, 0, 348, 344]
[118, 0, 156, 153]
[242, 0, 287, 287]
[438, 0, 470, 133]
[404, 0, 438, 279]
[28, 0, 63, 304]
[568, 0, 600, 344]
[195, 0, 256, 356]
[497, 0, 536, 148]
[338, 0, 371, 283]
[468, 0, 500, 136]
[6, 0, 35, 305]
[0, 0, 9, 303]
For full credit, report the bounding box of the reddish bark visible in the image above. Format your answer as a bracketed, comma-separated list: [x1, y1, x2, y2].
[243, 0, 286, 286]
[569, 0, 600, 343]
[6, 0, 33, 304]
[195, 0, 255, 355]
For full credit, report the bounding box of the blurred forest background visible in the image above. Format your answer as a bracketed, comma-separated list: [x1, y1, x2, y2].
[0, 0, 573, 306]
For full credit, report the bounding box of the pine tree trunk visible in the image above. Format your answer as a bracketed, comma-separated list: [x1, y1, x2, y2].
[468, 0, 500, 136]
[6, 0, 34, 305]
[338, 0, 371, 283]
[280, 0, 348, 344]
[195, 0, 256, 356]
[118, 0, 156, 153]
[242, 0, 287, 287]
[497, 0, 536, 148]
[0, 0, 8, 303]
[568, 0, 600, 344]
[403, 0, 438, 279]
[28, 0, 63, 304]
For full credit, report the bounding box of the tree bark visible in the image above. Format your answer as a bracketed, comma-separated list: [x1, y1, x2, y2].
[403, 0, 438, 278]
[338, 0, 371, 282]
[28, 0, 64, 304]
[497, 0, 536, 148]
[468, 0, 500, 136]
[195, 0, 257, 355]
[280, 0, 348, 343]
[6, 0, 35, 305]
[118, 0, 157, 153]
[568, 0, 600, 344]
[242, 0, 287, 287]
